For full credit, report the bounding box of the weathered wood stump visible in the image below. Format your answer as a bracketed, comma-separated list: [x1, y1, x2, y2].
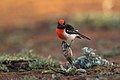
[61, 41, 74, 66]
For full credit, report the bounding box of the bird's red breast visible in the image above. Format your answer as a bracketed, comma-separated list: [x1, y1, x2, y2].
[56, 28, 67, 40]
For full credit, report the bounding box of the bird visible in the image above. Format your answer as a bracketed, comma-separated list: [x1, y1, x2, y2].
[56, 19, 91, 46]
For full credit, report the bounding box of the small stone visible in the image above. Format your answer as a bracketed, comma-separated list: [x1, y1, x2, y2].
[76, 68, 87, 73]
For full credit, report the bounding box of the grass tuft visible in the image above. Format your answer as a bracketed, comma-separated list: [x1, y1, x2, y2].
[0, 49, 60, 71]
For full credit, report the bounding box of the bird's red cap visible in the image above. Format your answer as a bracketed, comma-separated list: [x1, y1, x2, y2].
[58, 20, 65, 25]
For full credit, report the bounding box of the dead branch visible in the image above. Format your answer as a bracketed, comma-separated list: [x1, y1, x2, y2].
[61, 41, 74, 66]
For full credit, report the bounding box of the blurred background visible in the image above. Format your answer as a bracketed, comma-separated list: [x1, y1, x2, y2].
[0, 0, 120, 60]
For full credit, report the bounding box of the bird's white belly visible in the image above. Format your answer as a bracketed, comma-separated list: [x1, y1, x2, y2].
[63, 30, 78, 41]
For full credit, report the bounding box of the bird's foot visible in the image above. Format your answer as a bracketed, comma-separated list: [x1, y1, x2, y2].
[68, 44, 71, 47]
[61, 41, 66, 45]
[61, 41, 70, 48]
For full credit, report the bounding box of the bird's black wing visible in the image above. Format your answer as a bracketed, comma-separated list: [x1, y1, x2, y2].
[65, 24, 78, 34]
[66, 24, 91, 40]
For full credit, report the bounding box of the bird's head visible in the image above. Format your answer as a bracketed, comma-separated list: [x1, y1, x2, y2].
[58, 20, 65, 25]
[57, 20, 66, 29]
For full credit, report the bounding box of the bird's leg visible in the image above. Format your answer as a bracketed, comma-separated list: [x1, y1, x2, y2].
[61, 41, 69, 47]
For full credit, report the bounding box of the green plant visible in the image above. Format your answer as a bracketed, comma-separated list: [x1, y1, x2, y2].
[114, 75, 120, 80]
[29, 56, 59, 69]
[0, 49, 35, 61]
[0, 49, 60, 71]
[96, 77, 108, 80]
[0, 63, 8, 71]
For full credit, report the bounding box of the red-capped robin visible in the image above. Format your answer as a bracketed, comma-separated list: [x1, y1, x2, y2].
[56, 20, 91, 46]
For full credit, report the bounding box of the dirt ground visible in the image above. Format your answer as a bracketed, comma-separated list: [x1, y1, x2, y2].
[0, 67, 119, 80]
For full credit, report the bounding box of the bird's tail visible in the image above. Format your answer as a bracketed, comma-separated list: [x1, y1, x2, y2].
[78, 33, 91, 40]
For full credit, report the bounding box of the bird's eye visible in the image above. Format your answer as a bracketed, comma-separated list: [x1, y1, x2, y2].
[75, 30, 78, 32]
